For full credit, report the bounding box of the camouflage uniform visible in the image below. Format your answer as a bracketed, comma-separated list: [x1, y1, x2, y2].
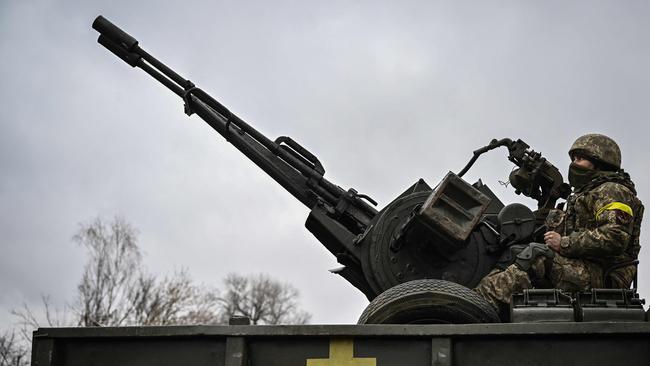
[474, 134, 643, 309]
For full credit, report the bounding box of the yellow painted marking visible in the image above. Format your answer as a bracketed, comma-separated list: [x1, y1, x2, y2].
[595, 202, 634, 219]
[306, 338, 376, 366]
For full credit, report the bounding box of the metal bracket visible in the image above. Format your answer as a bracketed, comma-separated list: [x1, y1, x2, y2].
[182, 86, 197, 116]
[431, 337, 451, 366]
[225, 317, 250, 366]
[225, 337, 248, 366]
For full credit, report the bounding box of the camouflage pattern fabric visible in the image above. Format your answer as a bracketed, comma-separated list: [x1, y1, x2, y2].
[545, 209, 566, 232]
[475, 256, 595, 309]
[569, 134, 622, 169]
[549, 255, 600, 291]
[609, 264, 638, 288]
[474, 265, 531, 309]
[474, 170, 642, 308]
[561, 171, 643, 288]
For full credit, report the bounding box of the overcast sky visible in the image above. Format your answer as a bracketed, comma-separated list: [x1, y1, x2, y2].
[2, 1, 650, 330]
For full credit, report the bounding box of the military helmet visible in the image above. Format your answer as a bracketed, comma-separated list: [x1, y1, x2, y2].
[568, 133, 621, 169]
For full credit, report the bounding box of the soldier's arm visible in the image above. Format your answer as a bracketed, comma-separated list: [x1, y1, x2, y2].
[559, 183, 635, 258]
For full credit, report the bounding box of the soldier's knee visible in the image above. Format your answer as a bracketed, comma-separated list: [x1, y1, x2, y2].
[496, 243, 554, 273]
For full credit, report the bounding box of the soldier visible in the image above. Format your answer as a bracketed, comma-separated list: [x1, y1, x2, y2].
[474, 134, 643, 310]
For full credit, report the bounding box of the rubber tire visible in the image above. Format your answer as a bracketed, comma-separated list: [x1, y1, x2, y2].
[358, 279, 500, 324]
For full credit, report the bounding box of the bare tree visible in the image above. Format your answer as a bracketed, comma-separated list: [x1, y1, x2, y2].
[72, 217, 219, 326]
[71, 218, 310, 326]
[129, 271, 222, 325]
[0, 330, 28, 366]
[217, 273, 311, 325]
[173, 284, 223, 325]
[13, 216, 311, 352]
[73, 217, 143, 326]
[12, 295, 67, 343]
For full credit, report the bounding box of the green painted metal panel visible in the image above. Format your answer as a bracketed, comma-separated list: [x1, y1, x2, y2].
[32, 323, 650, 366]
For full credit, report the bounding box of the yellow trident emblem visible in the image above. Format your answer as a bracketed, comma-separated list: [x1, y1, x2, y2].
[306, 338, 376, 366]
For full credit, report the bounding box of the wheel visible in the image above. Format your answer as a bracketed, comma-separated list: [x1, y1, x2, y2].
[358, 279, 500, 324]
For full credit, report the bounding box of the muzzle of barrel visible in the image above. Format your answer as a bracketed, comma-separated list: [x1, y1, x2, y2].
[93, 15, 142, 67]
[92, 15, 138, 51]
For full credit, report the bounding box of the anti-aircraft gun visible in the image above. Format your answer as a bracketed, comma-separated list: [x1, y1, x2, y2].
[93, 16, 640, 324]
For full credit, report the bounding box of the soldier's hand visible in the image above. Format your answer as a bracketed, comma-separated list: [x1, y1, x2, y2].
[544, 231, 561, 252]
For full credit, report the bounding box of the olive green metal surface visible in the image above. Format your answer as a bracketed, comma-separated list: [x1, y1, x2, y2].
[33, 323, 650, 366]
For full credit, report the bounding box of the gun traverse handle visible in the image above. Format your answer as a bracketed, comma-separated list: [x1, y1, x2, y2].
[93, 15, 138, 51]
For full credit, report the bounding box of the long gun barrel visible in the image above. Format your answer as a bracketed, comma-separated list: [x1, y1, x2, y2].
[92, 16, 378, 234]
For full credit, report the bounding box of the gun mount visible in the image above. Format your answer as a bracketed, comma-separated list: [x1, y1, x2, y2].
[93, 16, 578, 322]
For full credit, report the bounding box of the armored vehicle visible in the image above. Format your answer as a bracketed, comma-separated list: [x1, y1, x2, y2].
[29, 16, 650, 366]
